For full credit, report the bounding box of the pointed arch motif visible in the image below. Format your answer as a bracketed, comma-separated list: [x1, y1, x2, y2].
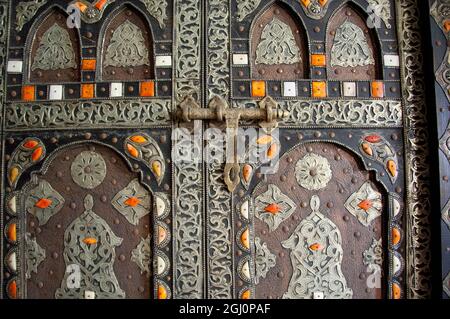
[99, 5, 155, 81]
[250, 3, 309, 80]
[27, 6, 81, 83]
[326, 3, 382, 81]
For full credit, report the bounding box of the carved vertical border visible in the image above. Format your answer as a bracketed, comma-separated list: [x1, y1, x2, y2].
[396, 0, 432, 298]
[172, 0, 204, 299]
[0, 0, 9, 299]
[205, 0, 233, 298]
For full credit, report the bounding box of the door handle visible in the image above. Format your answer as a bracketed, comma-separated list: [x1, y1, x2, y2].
[176, 95, 290, 192]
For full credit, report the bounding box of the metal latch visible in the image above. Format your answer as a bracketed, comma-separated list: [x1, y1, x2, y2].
[176, 95, 290, 192]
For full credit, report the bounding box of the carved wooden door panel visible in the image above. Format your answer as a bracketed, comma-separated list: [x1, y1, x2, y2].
[0, 0, 432, 300]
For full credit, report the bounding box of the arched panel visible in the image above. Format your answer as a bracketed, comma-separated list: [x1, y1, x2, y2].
[100, 6, 155, 81]
[27, 7, 81, 83]
[250, 3, 308, 80]
[252, 142, 386, 299]
[326, 4, 382, 81]
[22, 143, 153, 299]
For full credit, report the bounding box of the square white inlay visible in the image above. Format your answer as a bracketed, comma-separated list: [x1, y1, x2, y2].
[84, 291, 95, 299]
[155, 55, 172, 67]
[7, 60, 23, 73]
[283, 82, 297, 97]
[233, 54, 249, 65]
[384, 54, 400, 67]
[343, 82, 356, 97]
[49, 85, 63, 100]
[110, 82, 123, 97]
[313, 292, 324, 299]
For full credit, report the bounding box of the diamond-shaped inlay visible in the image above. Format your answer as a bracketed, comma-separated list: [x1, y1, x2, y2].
[440, 120, 450, 161]
[442, 198, 450, 230]
[111, 179, 151, 225]
[25, 179, 65, 226]
[344, 182, 382, 227]
[444, 271, 450, 297]
[436, 51, 450, 102]
[254, 184, 297, 232]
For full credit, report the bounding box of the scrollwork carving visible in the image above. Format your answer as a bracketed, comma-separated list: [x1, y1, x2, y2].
[15, 0, 47, 32]
[131, 235, 151, 277]
[140, 0, 167, 28]
[25, 233, 46, 279]
[255, 237, 276, 285]
[236, 0, 261, 22]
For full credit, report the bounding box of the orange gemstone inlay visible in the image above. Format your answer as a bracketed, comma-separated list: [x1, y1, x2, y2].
[158, 225, 167, 244]
[95, 0, 108, 10]
[301, 0, 311, 7]
[242, 164, 253, 183]
[392, 227, 401, 245]
[241, 289, 251, 299]
[140, 81, 155, 97]
[9, 167, 19, 184]
[267, 143, 278, 159]
[365, 135, 381, 143]
[318, 0, 328, 6]
[130, 135, 148, 144]
[361, 143, 373, 156]
[265, 203, 280, 215]
[158, 285, 168, 299]
[311, 54, 326, 67]
[392, 283, 401, 299]
[124, 197, 140, 207]
[22, 85, 35, 101]
[444, 20, 450, 32]
[251, 80, 266, 97]
[371, 81, 384, 98]
[358, 199, 373, 212]
[387, 160, 397, 178]
[126, 144, 139, 158]
[7, 223, 17, 242]
[83, 237, 98, 245]
[23, 140, 39, 149]
[309, 243, 322, 251]
[81, 84, 95, 99]
[312, 81, 326, 98]
[241, 228, 250, 250]
[31, 147, 43, 162]
[257, 135, 273, 145]
[152, 161, 162, 177]
[81, 59, 96, 71]
[8, 280, 17, 299]
[35, 198, 52, 209]
[74, 2, 88, 12]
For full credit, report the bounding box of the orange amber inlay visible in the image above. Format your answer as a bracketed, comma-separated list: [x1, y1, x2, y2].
[74, 2, 88, 12]
[7, 223, 17, 242]
[312, 81, 326, 98]
[130, 135, 148, 144]
[371, 81, 384, 98]
[251, 81, 266, 97]
[95, 0, 108, 10]
[81, 59, 96, 71]
[23, 140, 39, 149]
[387, 160, 397, 178]
[257, 135, 272, 145]
[361, 143, 373, 156]
[242, 164, 253, 183]
[124, 197, 140, 207]
[9, 167, 19, 184]
[22, 85, 35, 101]
[126, 144, 139, 158]
[392, 283, 401, 299]
[8, 280, 17, 299]
[311, 54, 326, 67]
[392, 227, 401, 245]
[444, 20, 450, 32]
[35, 198, 52, 209]
[318, 0, 328, 6]
[31, 147, 43, 162]
[158, 225, 167, 244]
[152, 161, 162, 177]
[81, 84, 95, 99]
[241, 228, 250, 250]
[83, 237, 98, 245]
[140, 81, 155, 97]
[358, 199, 373, 212]
[309, 243, 322, 251]
[158, 285, 168, 299]
[267, 143, 278, 159]
[301, 0, 311, 7]
[265, 203, 280, 215]
[241, 289, 251, 299]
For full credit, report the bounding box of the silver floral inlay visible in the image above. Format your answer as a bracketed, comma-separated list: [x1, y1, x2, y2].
[295, 153, 332, 191]
[330, 20, 375, 68]
[255, 237, 276, 285]
[236, 0, 261, 22]
[104, 20, 150, 68]
[282, 195, 353, 299]
[140, 0, 167, 28]
[15, 0, 47, 32]
[368, 0, 392, 29]
[25, 179, 65, 226]
[255, 18, 301, 65]
[363, 238, 383, 267]
[32, 23, 77, 71]
[55, 195, 125, 299]
[131, 235, 151, 277]
[254, 184, 297, 232]
[71, 151, 107, 190]
[25, 233, 46, 279]
[111, 179, 151, 226]
[344, 182, 382, 227]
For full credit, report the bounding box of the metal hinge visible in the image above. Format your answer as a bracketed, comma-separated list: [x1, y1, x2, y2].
[176, 95, 290, 192]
